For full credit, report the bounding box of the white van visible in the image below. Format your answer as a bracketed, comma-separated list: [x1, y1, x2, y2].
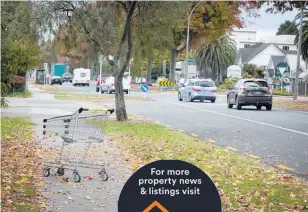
[72, 68, 91, 86]
[100, 76, 131, 94]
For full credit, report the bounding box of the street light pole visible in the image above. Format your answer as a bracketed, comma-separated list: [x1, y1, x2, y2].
[99, 54, 103, 98]
[294, 6, 304, 100]
[185, 1, 202, 81]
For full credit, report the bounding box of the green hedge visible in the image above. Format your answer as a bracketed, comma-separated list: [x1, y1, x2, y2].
[272, 89, 293, 96]
[218, 77, 239, 89]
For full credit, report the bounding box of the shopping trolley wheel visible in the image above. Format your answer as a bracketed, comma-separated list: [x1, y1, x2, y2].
[57, 167, 65, 176]
[73, 171, 81, 183]
[101, 170, 108, 181]
[43, 167, 50, 177]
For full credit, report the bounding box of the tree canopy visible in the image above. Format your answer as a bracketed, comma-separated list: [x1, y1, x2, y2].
[1, 1, 41, 99]
[276, 20, 298, 35]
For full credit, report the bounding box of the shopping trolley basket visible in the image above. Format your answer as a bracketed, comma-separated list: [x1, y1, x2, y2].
[42, 107, 114, 183]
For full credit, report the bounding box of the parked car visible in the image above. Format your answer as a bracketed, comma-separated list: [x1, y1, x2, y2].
[100, 76, 131, 94]
[50, 76, 62, 85]
[227, 78, 272, 110]
[178, 79, 217, 103]
[96, 74, 112, 92]
[61, 72, 73, 83]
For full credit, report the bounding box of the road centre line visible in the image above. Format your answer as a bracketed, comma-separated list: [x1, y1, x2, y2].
[162, 100, 308, 137]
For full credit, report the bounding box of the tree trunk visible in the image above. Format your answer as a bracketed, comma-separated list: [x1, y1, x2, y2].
[114, 68, 127, 121]
[113, 2, 137, 121]
[169, 48, 177, 84]
[146, 55, 152, 83]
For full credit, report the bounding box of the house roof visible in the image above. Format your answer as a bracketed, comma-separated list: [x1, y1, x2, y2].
[271, 56, 286, 68]
[239, 43, 271, 63]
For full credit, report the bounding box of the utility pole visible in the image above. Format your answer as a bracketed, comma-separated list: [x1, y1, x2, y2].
[294, 6, 304, 100]
[185, 1, 202, 82]
[98, 54, 103, 98]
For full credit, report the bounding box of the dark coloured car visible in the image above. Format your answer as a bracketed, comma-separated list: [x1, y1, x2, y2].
[50, 76, 62, 85]
[62, 73, 73, 83]
[227, 79, 272, 110]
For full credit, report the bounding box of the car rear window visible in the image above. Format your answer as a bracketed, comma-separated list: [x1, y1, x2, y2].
[195, 81, 215, 87]
[244, 81, 268, 88]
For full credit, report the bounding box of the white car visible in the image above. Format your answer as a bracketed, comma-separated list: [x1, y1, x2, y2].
[178, 79, 217, 103]
[100, 76, 131, 94]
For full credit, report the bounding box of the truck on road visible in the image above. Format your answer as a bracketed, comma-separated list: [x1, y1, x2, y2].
[72, 68, 91, 86]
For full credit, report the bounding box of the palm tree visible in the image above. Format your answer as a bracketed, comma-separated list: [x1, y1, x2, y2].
[294, 8, 308, 62]
[195, 36, 237, 82]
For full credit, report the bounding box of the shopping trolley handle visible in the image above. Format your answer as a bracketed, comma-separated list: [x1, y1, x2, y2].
[78, 107, 89, 113]
[108, 108, 115, 114]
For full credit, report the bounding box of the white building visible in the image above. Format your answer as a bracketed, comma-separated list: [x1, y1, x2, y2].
[229, 30, 297, 52]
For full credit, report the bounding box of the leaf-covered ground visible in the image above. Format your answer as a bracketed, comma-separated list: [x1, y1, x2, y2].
[1, 117, 45, 211]
[273, 98, 308, 112]
[103, 119, 308, 211]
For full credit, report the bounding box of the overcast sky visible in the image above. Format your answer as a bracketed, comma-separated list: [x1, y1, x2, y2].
[240, 4, 300, 40]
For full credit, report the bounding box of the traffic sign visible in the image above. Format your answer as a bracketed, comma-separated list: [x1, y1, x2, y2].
[141, 83, 149, 93]
[159, 80, 172, 87]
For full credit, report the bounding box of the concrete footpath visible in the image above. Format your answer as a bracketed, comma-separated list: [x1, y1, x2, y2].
[2, 84, 132, 212]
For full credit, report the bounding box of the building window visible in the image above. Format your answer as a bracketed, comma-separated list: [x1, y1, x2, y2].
[244, 44, 251, 48]
[283, 46, 289, 50]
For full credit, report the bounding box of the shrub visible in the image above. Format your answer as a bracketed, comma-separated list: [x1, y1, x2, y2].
[11, 75, 26, 92]
[219, 77, 239, 89]
[272, 89, 293, 96]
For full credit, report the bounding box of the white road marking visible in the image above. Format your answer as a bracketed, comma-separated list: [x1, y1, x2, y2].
[163, 100, 308, 137]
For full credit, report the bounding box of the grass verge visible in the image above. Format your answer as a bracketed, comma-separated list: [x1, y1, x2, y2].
[273, 98, 308, 112]
[54, 93, 152, 102]
[103, 121, 308, 211]
[31, 84, 75, 94]
[1, 117, 44, 211]
[6, 90, 32, 98]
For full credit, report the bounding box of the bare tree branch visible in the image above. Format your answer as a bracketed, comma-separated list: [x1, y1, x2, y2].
[116, 1, 127, 12]
[114, 1, 137, 62]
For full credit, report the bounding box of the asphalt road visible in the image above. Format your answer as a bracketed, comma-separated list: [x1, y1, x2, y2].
[55, 82, 308, 178]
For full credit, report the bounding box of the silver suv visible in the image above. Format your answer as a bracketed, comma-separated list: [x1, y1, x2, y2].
[227, 79, 272, 110]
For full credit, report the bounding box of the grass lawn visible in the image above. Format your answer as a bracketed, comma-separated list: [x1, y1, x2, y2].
[6, 90, 32, 98]
[103, 120, 308, 211]
[31, 84, 76, 94]
[1, 117, 44, 211]
[54, 93, 152, 102]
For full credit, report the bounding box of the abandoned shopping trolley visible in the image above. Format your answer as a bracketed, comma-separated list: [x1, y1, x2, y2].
[42, 107, 114, 183]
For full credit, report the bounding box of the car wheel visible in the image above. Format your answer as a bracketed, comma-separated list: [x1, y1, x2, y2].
[189, 93, 193, 102]
[200, 99, 204, 102]
[73, 84, 76, 86]
[96, 87, 99, 92]
[178, 92, 183, 101]
[211, 99, 215, 103]
[227, 97, 233, 108]
[256, 105, 262, 110]
[266, 104, 272, 111]
[125, 90, 129, 94]
[235, 96, 242, 110]
[101, 88, 104, 94]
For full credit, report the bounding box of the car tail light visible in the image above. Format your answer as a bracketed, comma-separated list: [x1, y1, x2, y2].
[211, 89, 216, 92]
[112, 82, 115, 86]
[192, 87, 200, 92]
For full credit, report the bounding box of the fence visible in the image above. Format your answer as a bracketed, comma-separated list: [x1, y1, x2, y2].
[291, 81, 308, 96]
